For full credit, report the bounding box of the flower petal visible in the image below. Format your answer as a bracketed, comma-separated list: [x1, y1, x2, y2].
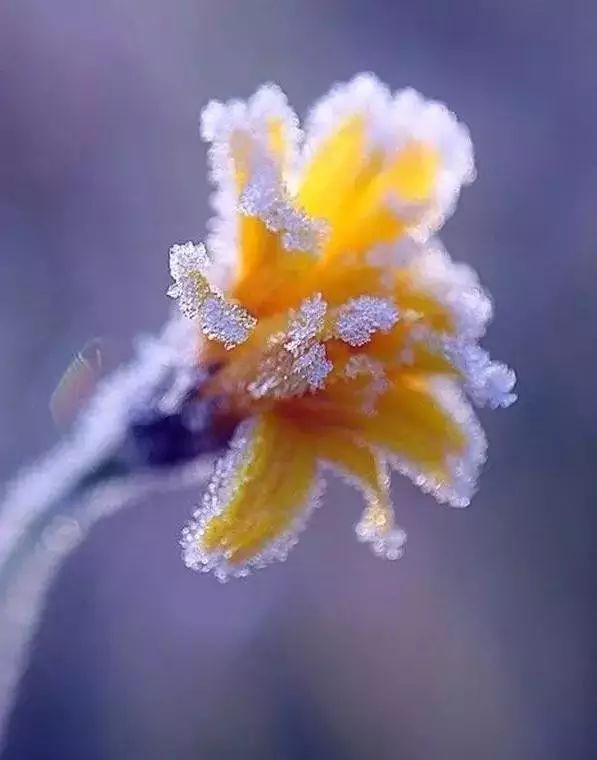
[306, 367, 485, 507]
[315, 432, 406, 559]
[404, 239, 493, 340]
[297, 75, 474, 259]
[315, 429, 381, 493]
[201, 86, 325, 316]
[200, 84, 303, 289]
[386, 87, 475, 234]
[298, 74, 392, 239]
[233, 163, 326, 314]
[363, 375, 487, 507]
[181, 414, 320, 579]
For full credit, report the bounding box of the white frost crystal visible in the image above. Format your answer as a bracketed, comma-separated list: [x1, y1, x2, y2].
[168, 241, 256, 349]
[335, 296, 399, 346]
[284, 293, 328, 356]
[167, 242, 212, 319]
[291, 342, 333, 391]
[239, 163, 328, 253]
[248, 294, 333, 399]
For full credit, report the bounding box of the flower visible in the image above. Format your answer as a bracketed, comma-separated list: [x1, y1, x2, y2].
[170, 74, 516, 581]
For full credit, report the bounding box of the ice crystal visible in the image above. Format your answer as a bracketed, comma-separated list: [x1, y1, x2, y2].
[356, 521, 407, 561]
[291, 342, 333, 391]
[167, 242, 212, 319]
[284, 293, 328, 356]
[439, 338, 517, 409]
[239, 164, 327, 253]
[334, 296, 399, 346]
[168, 241, 256, 349]
[199, 295, 257, 350]
[407, 241, 493, 340]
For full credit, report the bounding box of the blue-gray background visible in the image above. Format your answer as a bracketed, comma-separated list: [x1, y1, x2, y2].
[0, 1, 594, 758]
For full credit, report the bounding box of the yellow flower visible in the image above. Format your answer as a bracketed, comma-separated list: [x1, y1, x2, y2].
[170, 74, 516, 580]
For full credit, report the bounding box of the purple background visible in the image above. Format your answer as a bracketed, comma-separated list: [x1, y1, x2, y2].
[0, 1, 594, 758]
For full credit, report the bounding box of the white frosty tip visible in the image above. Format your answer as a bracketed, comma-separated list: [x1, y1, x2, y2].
[239, 162, 328, 253]
[168, 241, 257, 349]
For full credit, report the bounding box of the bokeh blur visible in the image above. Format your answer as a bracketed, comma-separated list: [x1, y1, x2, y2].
[0, 1, 595, 758]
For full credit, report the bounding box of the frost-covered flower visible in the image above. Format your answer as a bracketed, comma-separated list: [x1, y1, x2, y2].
[170, 74, 516, 580]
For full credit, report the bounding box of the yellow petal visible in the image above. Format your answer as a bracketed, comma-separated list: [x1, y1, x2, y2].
[386, 141, 440, 203]
[356, 375, 486, 509]
[361, 374, 465, 476]
[362, 328, 457, 375]
[299, 116, 376, 222]
[232, 115, 298, 288]
[395, 271, 455, 333]
[202, 88, 306, 312]
[306, 423, 407, 555]
[229, 122, 319, 315]
[186, 414, 318, 574]
[305, 371, 465, 481]
[232, 243, 315, 316]
[314, 429, 381, 493]
[315, 432, 396, 536]
[319, 142, 440, 260]
[266, 116, 291, 169]
[298, 110, 440, 262]
[296, 76, 471, 264]
[298, 114, 399, 259]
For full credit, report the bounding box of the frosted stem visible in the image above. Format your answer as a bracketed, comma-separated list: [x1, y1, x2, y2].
[0, 315, 217, 745]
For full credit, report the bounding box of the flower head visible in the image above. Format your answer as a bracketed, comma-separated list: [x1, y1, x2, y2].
[169, 74, 516, 580]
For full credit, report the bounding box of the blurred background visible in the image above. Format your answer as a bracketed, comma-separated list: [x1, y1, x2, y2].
[0, 1, 594, 757]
